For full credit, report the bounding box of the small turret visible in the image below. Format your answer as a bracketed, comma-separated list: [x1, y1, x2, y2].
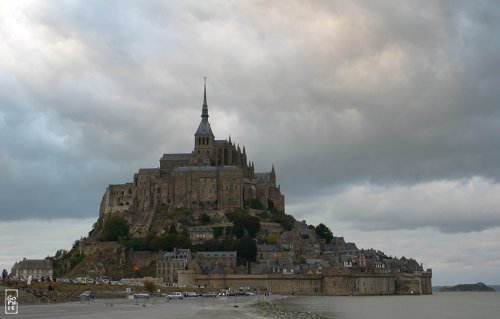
[270, 164, 276, 184]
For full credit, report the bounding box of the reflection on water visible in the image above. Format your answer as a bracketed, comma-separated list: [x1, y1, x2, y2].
[278, 292, 500, 319]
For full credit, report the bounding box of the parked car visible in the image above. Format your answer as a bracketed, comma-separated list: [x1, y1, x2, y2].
[166, 292, 184, 299]
[133, 292, 150, 299]
[80, 291, 96, 300]
[202, 292, 216, 298]
[183, 291, 198, 297]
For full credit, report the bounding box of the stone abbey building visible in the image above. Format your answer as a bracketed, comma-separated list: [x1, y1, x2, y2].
[98, 84, 285, 235]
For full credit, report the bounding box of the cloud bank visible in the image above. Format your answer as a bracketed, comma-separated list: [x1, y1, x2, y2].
[1, 0, 500, 285]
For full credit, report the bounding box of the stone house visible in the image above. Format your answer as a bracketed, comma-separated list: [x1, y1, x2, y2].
[279, 231, 294, 252]
[278, 221, 322, 262]
[373, 260, 387, 273]
[156, 248, 191, 284]
[256, 244, 285, 262]
[188, 226, 214, 244]
[195, 251, 237, 275]
[358, 250, 368, 269]
[278, 257, 295, 274]
[11, 258, 53, 280]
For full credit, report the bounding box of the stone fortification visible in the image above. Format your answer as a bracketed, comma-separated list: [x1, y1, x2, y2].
[92, 83, 285, 238]
[178, 268, 432, 295]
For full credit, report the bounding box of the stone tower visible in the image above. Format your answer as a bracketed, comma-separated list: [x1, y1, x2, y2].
[193, 79, 214, 165]
[96, 81, 286, 237]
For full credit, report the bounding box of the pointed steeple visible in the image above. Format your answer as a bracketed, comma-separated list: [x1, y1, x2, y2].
[202, 76, 209, 118]
[195, 77, 213, 136]
[270, 164, 276, 184]
[243, 146, 246, 154]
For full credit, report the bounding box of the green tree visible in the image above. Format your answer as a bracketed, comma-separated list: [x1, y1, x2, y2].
[103, 215, 129, 241]
[201, 239, 223, 251]
[270, 210, 295, 230]
[148, 230, 191, 251]
[246, 198, 264, 210]
[199, 213, 211, 225]
[69, 252, 85, 268]
[168, 224, 177, 234]
[227, 211, 261, 238]
[144, 281, 155, 293]
[121, 238, 148, 251]
[235, 235, 257, 264]
[213, 227, 224, 239]
[176, 230, 192, 248]
[265, 235, 277, 245]
[315, 223, 333, 243]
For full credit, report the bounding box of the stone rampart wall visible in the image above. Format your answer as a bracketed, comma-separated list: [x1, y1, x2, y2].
[178, 269, 432, 296]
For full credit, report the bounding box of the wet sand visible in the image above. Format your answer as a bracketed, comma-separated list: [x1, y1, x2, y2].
[5, 295, 276, 319]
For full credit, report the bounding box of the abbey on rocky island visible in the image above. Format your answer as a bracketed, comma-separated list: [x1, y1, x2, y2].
[97, 83, 285, 236]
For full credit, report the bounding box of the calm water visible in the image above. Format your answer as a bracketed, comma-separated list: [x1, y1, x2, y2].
[277, 292, 500, 319]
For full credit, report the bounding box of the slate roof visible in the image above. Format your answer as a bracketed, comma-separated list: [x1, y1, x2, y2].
[138, 168, 160, 174]
[161, 153, 192, 161]
[174, 166, 240, 173]
[188, 226, 214, 233]
[277, 257, 294, 269]
[197, 251, 237, 258]
[345, 242, 359, 251]
[196, 118, 214, 135]
[12, 259, 52, 271]
[257, 244, 281, 252]
[158, 249, 190, 261]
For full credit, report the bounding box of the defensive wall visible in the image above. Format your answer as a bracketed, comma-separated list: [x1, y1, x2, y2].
[178, 268, 432, 295]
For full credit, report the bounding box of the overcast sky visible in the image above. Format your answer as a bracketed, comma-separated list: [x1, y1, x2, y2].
[1, 0, 500, 286]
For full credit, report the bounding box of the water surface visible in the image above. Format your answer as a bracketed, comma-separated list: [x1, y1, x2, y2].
[278, 292, 500, 319]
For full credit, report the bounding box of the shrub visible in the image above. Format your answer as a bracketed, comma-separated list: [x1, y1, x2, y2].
[103, 215, 129, 241]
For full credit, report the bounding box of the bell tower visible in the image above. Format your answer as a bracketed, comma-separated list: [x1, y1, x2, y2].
[194, 77, 215, 165]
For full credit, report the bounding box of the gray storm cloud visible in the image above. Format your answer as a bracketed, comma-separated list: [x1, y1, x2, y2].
[290, 177, 500, 233]
[0, 0, 499, 227]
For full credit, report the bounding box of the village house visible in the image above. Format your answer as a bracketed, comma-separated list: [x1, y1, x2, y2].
[188, 226, 214, 244]
[256, 244, 285, 262]
[195, 251, 237, 274]
[156, 248, 191, 284]
[11, 258, 53, 280]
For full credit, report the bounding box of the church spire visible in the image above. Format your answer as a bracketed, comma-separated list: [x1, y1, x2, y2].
[202, 76, 209, 118]
[195, 77, 213, 136]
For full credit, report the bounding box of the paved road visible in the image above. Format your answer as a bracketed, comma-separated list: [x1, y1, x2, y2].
[2, 295, 273, 319]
